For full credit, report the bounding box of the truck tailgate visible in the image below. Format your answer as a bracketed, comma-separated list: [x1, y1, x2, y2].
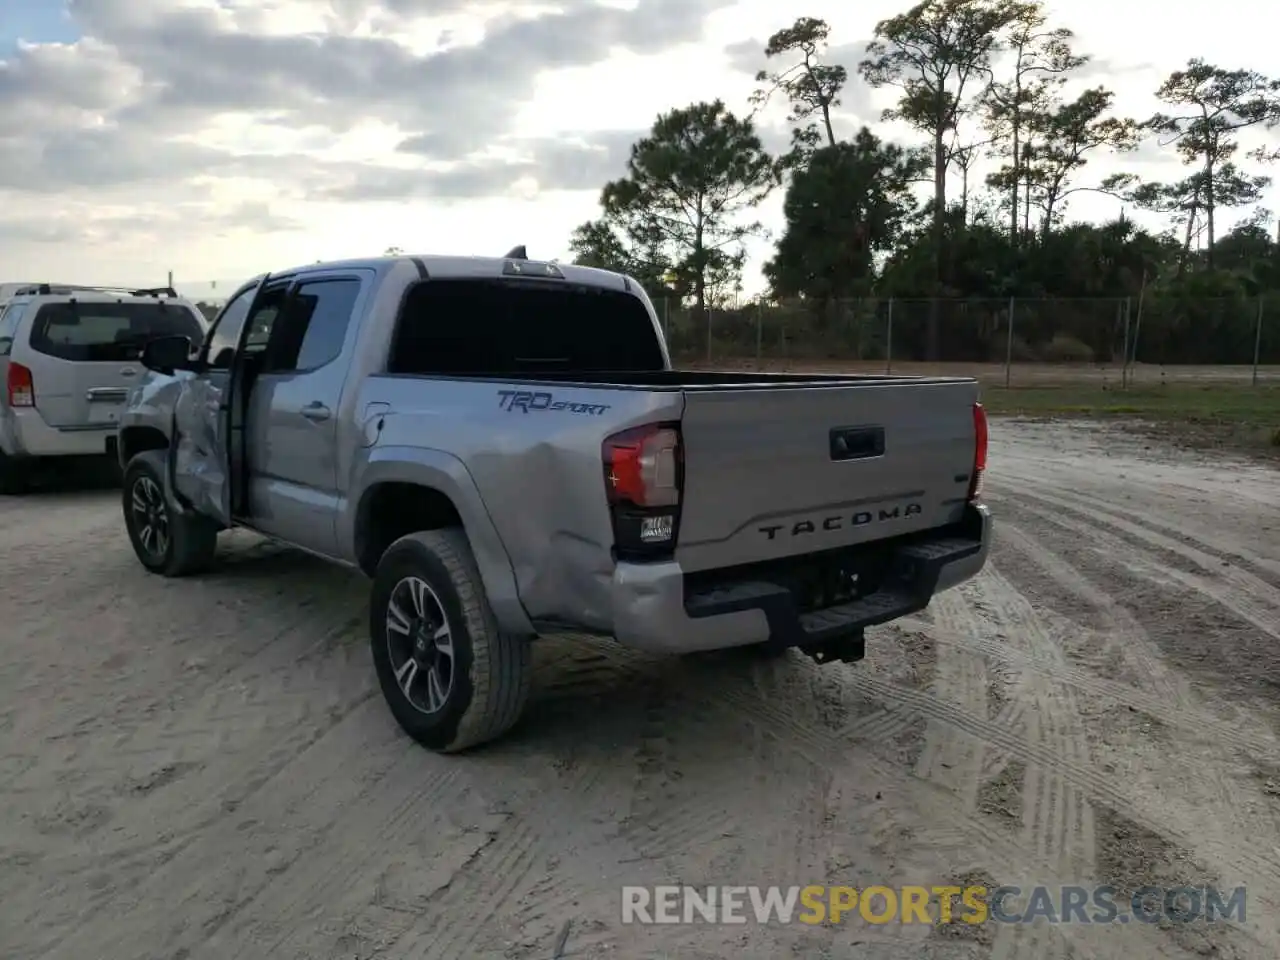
[675, 379, 980, 573]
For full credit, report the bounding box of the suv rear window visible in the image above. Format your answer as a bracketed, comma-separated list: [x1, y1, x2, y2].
[387, 279, 665, 374]
[28, 301, 205, 362]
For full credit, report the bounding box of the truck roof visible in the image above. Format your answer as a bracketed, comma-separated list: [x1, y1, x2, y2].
[256, 254, 635, 292]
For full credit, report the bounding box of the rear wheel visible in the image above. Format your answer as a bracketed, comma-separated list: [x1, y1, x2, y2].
[370, 529, 532, 753]
[122, 451, 218, 576]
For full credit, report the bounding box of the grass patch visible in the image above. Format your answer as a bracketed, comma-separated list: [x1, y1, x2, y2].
[979, 382, 1280, 454]
[979, 382, 1279, 420]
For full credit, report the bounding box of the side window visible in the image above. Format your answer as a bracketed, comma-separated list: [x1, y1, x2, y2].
[264, 278, 361, 373]
[0, 303, 25, 356]
[203, 288, 254, 370]
[242, 299, 283, 354]
[204, 284, 288, 369]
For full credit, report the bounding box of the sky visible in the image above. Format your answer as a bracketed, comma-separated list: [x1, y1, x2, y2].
[1, 0, 1276, 303]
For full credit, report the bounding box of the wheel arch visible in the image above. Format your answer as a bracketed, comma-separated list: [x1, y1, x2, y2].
[350, 448, 534, 637]
[118, 425, 170, 467]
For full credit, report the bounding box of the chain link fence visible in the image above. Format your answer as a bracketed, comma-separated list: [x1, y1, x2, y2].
[657, 296, 1280, 387]
[173, 276, 1278, 387]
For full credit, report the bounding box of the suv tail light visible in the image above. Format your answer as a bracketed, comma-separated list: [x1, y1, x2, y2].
[602, 422, 683, 561]
[6, 362, 33, 407]
[968, 402, 987, 501]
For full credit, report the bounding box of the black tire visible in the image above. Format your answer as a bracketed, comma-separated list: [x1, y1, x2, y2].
[0, 451, 30, 495]
[122, 451, 219, 577]
[370, 529, 532, 753]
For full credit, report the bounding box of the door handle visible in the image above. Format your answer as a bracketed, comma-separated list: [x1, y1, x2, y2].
[829, 425, 885, 461]
[301, 401, 331, 422]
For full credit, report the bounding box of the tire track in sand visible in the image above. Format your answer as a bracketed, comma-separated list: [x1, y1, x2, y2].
[894, 613, 1280, 763]
[871, 549, 1096, 958]
[839, 668, 1280, 890]
[912, 583, 993, 810]
[968, 564, 1096, 960]
[29, 697, 401, 960]
[991, 517, 1280, 901]
[363, 645, 666, 960]
[595, 649, 869, 902]
[996, 466, 1280, 584]
[984, 488, 1186, 707]
[695, 655, 1220, 959]
[208, 762, 481, 960]
[999, 484, 1280, 644]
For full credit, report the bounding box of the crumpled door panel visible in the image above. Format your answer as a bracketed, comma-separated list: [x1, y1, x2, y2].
[171, 376, 230, 525]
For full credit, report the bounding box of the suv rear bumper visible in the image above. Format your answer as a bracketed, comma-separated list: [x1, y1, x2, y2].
[0, 407, 117, 458]
[609, 503, 991, 654]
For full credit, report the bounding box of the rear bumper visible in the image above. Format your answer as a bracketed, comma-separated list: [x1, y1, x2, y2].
[0, 407, 116, 458]
[609, 503, 991, 654]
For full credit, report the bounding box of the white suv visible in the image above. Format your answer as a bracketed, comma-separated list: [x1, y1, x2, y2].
[0, 284, 209, 493]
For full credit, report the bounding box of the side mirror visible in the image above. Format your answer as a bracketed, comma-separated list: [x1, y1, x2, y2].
[141, 335, 196, 375]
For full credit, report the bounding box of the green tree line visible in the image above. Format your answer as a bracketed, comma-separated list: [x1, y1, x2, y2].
[568, 0, 1280, 364]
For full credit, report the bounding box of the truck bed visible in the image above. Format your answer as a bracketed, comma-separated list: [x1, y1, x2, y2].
[365, 367, 981, 576]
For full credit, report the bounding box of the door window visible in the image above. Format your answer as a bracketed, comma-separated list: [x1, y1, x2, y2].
[202, 282, 291, 369]
[264, 278, 361, 373]
[202, 287, 254, 369]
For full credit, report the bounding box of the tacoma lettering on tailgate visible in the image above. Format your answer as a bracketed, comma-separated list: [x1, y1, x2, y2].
[759, 503, 923, 540]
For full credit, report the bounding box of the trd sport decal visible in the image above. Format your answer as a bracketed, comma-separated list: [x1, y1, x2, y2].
[496, 390, 611, 416]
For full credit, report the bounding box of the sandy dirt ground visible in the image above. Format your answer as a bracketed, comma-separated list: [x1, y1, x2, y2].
[2, 420, 1279, 960]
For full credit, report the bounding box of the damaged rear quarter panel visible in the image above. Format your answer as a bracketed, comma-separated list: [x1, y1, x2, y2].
[358, 375, 683, 629]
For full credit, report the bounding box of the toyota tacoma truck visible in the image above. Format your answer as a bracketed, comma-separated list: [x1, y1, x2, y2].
[116, 251, 991, 753]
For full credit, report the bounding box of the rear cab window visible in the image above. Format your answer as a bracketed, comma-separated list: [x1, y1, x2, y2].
[28, 300, 206, 362]
[386, 278, 665, 375]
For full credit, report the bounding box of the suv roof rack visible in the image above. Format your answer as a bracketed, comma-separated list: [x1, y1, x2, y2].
[14, 283, 181, 298]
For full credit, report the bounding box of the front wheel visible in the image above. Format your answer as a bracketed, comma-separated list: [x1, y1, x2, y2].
[370, 529, 532, 753]
[122, 451, 218, 576]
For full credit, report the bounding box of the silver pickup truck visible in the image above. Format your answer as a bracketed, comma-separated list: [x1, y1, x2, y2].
[117, 251, 991, 753]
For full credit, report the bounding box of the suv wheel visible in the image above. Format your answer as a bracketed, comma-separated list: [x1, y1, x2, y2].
[370, 529, 532, 753]
[122, 451, 218, 576]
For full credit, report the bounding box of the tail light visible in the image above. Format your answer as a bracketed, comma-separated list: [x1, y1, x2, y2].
[968, 402, 987, 501]
[602, 422, 683, 561]
[6, 362, 33, 407]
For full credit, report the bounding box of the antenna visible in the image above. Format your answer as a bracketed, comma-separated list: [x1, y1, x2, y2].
[504, 245, 528, 260]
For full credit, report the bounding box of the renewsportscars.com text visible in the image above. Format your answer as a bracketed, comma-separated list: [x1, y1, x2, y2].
[620, 885, 1246, 926]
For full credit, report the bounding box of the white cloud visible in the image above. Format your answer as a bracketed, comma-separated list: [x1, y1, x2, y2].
[0, 0, 1275, 297]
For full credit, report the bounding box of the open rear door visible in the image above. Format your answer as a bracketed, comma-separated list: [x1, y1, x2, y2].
[171, 371, 233, 525]
[170, 275, 269, 526]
